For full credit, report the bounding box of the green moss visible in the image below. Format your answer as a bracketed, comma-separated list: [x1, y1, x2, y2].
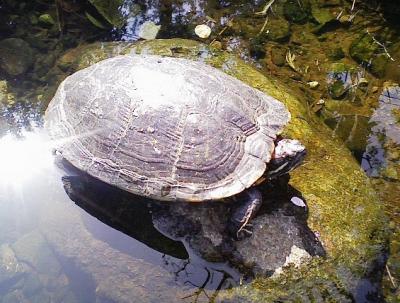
[329, 79, 347, 99]
[55, 38, 389, 302]
[349, 33, 379, 63]
[0, 80, 15, 107]
[329, 62, 353, 73]
[38, 14, 55, 26]
[328, 47, 345, 60]
[393, 108, 400, 124]
[312, 7, 335, 25]
[371, 54, 389, 78]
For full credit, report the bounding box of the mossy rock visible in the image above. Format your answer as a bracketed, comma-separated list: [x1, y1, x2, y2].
[50, 39, 388, 302]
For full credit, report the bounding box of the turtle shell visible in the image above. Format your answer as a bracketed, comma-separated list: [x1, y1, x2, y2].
[45, 55, 290, 201]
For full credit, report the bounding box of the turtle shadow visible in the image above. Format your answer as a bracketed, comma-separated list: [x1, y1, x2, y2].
[59, 159, 325, 285]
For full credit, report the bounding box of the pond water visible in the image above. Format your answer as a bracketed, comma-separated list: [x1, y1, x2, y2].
[0, 0, 399, 302]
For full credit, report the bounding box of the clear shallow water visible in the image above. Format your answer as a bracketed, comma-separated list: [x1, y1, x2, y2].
[0, 123, 323, 302]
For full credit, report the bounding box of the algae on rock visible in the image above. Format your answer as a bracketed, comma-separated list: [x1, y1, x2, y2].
[44, 38, 388, 302]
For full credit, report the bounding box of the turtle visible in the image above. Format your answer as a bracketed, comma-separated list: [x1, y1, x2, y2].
[45, 54, 306, 238]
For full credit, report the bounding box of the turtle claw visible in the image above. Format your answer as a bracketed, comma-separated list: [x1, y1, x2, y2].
[229, 188, 262, 239]
[236, 226, 253, 240]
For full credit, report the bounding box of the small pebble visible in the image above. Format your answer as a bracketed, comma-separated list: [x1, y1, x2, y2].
[195, 24, 211, 39]
[290, 196, 306, 207]
[307, 81, 319, 89]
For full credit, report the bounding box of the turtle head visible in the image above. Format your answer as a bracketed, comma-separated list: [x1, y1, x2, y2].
[266, 138, 306, 180]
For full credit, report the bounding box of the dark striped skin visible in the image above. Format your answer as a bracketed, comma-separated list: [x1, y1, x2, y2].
[45, 55, 290, 201]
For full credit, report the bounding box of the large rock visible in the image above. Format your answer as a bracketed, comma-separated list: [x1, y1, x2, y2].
[44, 38, 388, 302]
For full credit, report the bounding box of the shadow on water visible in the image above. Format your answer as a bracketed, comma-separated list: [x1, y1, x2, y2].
[59, 158, 325, 291]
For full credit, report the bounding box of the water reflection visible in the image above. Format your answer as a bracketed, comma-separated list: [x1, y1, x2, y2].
[0, 129, 53, 187]
[118, 0, 207, 41]
[362, 85, 400, 177]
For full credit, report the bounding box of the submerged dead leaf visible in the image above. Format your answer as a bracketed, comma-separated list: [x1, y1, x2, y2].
[138, 21, 161, 40]
[85, 12, 107, 29]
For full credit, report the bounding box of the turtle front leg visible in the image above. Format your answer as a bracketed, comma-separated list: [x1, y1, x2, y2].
[229, 187, 262, 239]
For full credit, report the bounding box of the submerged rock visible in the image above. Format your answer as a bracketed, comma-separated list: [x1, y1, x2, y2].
[0, 38, 35, 76]
[138, 21, 161, 40]
[324, 114, 370, 154]
[283, 0, 311, 24]
[260, 18, 291, 42]
[0, 244, 27, 286]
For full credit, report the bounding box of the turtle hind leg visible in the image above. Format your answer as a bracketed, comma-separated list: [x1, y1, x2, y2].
[229, 188, 262, 240]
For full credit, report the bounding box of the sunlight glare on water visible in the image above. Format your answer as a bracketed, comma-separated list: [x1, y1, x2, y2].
[0, 129, 54, 188]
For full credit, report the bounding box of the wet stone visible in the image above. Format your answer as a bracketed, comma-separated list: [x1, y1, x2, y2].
[233, 210, 321, 276]
[0, 38, 35, 76]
